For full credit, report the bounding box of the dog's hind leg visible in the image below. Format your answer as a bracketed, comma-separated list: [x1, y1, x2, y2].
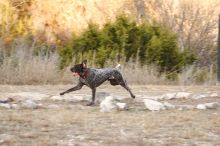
[114, 72, 135, 98]
[108, 79, 119, 86]
[120, 80, 135, 98]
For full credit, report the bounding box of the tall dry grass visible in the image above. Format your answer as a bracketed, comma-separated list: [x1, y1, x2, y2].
[0, 48, 216, 85]
[0, 48, 71, 84]
[178, 65, 216, 86]
[121, 62, 168, 85]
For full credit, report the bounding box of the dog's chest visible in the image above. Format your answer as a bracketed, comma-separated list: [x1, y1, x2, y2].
[79, 78, 89, 86]
[79, 77, 94, 88]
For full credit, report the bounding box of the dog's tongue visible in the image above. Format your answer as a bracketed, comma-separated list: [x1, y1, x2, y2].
[72, 72, 78, 76]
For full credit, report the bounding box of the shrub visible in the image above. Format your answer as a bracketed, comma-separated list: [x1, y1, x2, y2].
[59, 15, 196, 77]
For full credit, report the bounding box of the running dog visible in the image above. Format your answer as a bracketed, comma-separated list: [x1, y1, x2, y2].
[60, 60, 135, 106]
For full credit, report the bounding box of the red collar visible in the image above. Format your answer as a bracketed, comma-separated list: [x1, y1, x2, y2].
[82, 69, 89, 79]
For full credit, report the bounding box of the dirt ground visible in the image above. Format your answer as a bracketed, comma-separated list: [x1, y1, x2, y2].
[0, 85, 220, 146]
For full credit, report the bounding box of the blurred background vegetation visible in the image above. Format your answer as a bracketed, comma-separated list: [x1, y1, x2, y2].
[0, 0, 219, 85]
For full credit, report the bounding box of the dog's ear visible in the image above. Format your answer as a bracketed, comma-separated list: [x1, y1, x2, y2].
[82, 60, 87, 68]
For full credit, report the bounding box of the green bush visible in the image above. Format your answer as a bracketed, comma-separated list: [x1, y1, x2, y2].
[146, 25, 196, 76]
[59, 15, 196, 77]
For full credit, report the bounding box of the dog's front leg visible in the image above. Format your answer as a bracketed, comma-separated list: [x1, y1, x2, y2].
[60, 82, 84, 95]
[86, 88, 96, 106]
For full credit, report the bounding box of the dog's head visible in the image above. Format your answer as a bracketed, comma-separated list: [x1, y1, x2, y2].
[70, 60, 87, 76]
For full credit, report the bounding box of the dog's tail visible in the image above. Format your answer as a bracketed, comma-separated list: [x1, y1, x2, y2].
[115, 64, 121, 70]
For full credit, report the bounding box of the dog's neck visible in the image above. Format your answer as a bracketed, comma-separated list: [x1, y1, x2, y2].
[81, 68, 89, 79]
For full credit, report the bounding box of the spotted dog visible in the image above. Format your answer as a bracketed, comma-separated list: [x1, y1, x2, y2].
[60, 60, 135, 106]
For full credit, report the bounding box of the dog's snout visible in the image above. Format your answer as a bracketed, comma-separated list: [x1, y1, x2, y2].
[70, 67, 74, 72]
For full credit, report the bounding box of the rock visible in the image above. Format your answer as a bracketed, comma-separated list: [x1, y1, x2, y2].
[11, 104, 19, 109]
[192, 94, 207, 99]
[0, 134, 15, 144]
[51, 95, 63, 101]
[175, 92, 192, 98]
[163, 102, 175, 109]
[196, 104, 207, 110]
[116, 102, 128, 110]
[143, 99, 166, 111]
[196, 102, 220, 110]
[192, 92, 219, 99]
[160, 93, 176, 100]
[177, 105, 194, 110]
[205, 102, 220, 109]
[21, 99, 38, 109]
[210, 93, 218, 97]
[0, 103, 11, 109]
[48, 104, 59, 109]
[100, 96, 117, 112]
[0, 97, 14, 103]
[0, 103, 19, 109]
[161, 92, 191, 100]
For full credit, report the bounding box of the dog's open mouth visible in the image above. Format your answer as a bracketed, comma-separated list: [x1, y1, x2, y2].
[72, 72, 79, 76]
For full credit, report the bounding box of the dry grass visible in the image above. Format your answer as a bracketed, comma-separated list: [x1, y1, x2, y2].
[1, 46, 168, 85]
[0, 50, 71, 85]
[0, 85, 220, 145]
[121, 62, 168, 85]
[0, 49, 216, 85]
[178, 65, 217, 86]
[1, 105, 220, 146]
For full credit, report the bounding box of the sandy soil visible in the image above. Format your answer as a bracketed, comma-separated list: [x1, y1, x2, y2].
[0, 85, 220, 146]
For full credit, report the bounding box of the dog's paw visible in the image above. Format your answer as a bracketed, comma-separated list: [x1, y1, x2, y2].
[86, 102, 95, 106]
[60, 92, 65, 96]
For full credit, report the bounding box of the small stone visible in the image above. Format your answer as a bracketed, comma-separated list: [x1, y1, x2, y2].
[161, 92, 191, 100]
[204, 102, 219, 109]
[11, 104, 19, 109]
[0, 134, 15, 144]
[192, 94, 207, 99]
[21, 99, 38, 109]
[196, 104, 207, 110]
[51, 95, 63, 101]
[196, 102, 220, 110]
[175, 92, 192, 99]
[116, 102, 128, 110]
[210, 93, 218, 97]
[163, 102, 175, 109]
[177, 105, 194, 110]
[100, 96, 117, 112]
[143, 99, 166, 111]
[0, 103, 11, 109]
[48, 104, 59, 109]
[161, 93, 176, 100]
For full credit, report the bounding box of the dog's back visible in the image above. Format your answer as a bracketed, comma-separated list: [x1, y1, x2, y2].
[84, 67, 122, 87]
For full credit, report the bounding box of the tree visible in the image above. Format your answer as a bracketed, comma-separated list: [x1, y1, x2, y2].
[59, 14, 196, 78]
